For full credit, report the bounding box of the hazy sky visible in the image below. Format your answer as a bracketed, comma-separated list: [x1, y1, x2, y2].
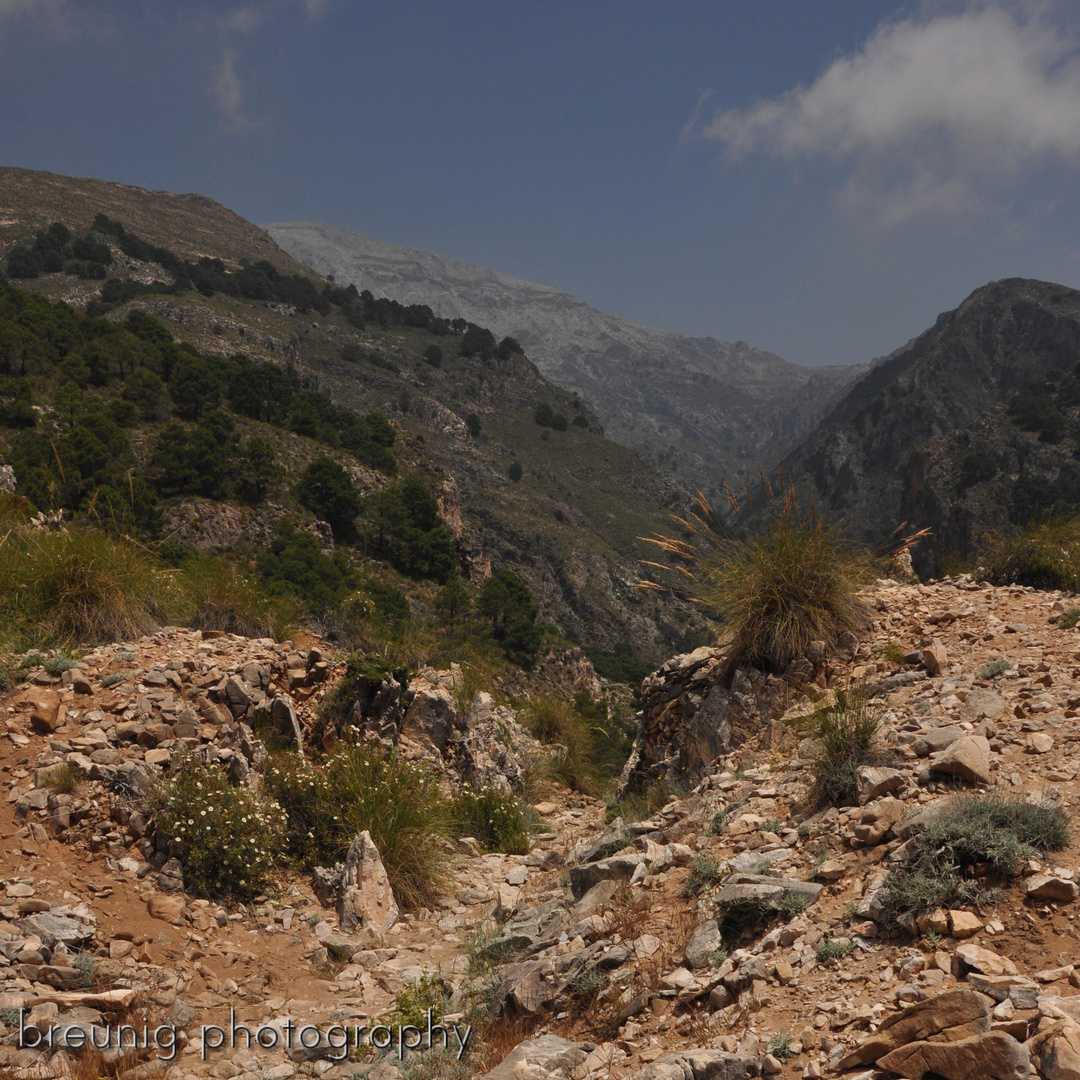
[3, 0, 1080, 366]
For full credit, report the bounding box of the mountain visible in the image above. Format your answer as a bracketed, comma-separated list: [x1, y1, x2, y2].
[779, 277, 1080, 572]
[264, 222, 866, 496]
[0, 166, 709, 662]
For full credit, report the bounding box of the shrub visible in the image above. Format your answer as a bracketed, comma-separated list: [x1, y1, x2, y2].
[521, 694, 599, 795]
[267, 744, 450, 909]
[698, 493, 871, 674]
[1060, 608, 1080, 629]
[449, 786, 531, 854]
[796, 688, 892, 807]
[44, 760, 84, 795]
[978, 659, 1012, 679]
[980, 517, 1080, 590]
[0, 527, 170, 646]
[43, 650, 79, 675]
[815, 940, 855, 962]
[680, 854, 721, 898]
[391, 970, 451, 1028]
[883, 795, 1070, 915]
[766, 1033, 796, 1062]
[149, 753, 285, 899]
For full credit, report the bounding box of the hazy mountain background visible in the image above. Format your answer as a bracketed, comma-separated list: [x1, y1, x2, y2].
[266, 222, 867, 498]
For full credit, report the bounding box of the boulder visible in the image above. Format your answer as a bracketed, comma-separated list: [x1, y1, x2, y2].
[839, 989, 991, 1068]
[856, 765, 906, 804]
[877, 1030, 1028, 1080]
[1030, 1019, 1080, 1080]
[923, 638, 948, 676]
[684, 920, 723, 970]
[959, 688, 1005, 723]
[955, 943, 1018, 976]
[929, 735, 992, 785]
[625, 1049, 760, 1079]
[569, 853, 644, 900]
[483, 1034, 588, 1079]
[337, 830, 399, 937]
[1026, 873, 1079, 902]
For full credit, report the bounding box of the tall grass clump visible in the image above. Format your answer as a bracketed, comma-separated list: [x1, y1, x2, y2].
[149, 753, 285, 899]
[175, 553, 295, 639]
[796, 687, 893, 807]
[521, 694, 600, 795]
[0, 526, 171, 647]
[884, 795, 1070, 915]
[449, 785, 531, 854]
[641, 481, 871, 675]
[268, 744, 450, 909]
[980, 517, 1080, 591]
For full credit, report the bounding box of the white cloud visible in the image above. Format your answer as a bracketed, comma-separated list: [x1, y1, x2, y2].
[687, 2, 1080, 222]
[209, 45, 266, 133]
[301, 0, 329, 19]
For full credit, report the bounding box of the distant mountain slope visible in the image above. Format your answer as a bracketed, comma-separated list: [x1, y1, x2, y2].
[780, 277, 1080, 571]
[0, 166, 313, 274]
[265, 221, 865, 494]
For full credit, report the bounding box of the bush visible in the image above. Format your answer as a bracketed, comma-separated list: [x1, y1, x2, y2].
[390, 970, 451, 1028]
[977, 659, 1013, 679]
[297, 457, 363, 543]
[149, 753, 285, 899]
[521, 694, 599, 795]
[883, 795, 1070, 916]
[449, 786, 531, 854]
[815, 939, 855, 962]
[981, 517, 1080, 590]
[267, 744, 450, 909]
[797, 688, 893, 807]
[44, 760, 84, 795]
[699, 497, 870, 674]
[680, 854, 721, 898]
[0, 527, 171, 647]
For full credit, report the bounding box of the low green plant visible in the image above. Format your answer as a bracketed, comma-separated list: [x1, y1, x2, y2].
[72, 951, 95, 989]
[607, 778, 674, 826]
[977, 659, 1013, 679]
[466, 926, 518, 975]
[680, 854, 721, 898]
[797, 687, 893, 807]
[149, 752, 285, 899]
[766, 1032, 795, 1062]
[879, 641, 907, 665]
[0, 1005, 20, 1028]
[923, 930, 942, 948]
[390, 969, 451, 1028]
[884, 795, 1070, 916]
[762, 819, 784, 834]
[43, 650, 78, 675]
[815, 939, 855, 962]
[100, 672, 128, 687]
[449, 786, 531, 855]
[716, 897, 775, 943]
[267, 743, 450, 909]
[1060, 608, 1080, 629]
[44, 760, 84, 795]
[776, 892, 812, 920]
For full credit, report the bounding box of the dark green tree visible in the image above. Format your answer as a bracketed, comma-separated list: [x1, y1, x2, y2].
[297, 456, 363, 543]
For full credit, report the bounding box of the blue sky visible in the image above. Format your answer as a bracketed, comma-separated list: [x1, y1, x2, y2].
[3, 1, 1080, 367]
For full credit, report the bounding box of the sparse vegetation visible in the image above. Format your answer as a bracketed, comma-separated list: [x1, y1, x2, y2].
[978, 658, 1013, 679]
[766, 1032, 796, 1061]
[884, 795, 1070, 916]
[390, 969, 452, 1028]
[815, 939, 855, 962]
[1060, 607, 1080, 629]
[980, 516, 1080, 591]
[44, 760, 84, 795]
[680, 854, 721, 898]
[796, 687, 893, 807]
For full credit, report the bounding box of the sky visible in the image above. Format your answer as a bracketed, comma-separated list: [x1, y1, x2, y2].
[3, 0, 1080, 367]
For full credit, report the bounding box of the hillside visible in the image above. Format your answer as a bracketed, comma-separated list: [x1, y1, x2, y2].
[779, 278, 1080, 573]
[264, 221, 865, 496]
[0, 167, 707, 664]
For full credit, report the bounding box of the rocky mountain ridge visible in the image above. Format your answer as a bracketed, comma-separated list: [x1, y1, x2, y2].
[264, 222, 866, 496]
[2, 575, 1080, 1079]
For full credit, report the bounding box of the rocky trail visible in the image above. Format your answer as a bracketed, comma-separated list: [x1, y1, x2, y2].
[2, 577, 1080, 1079]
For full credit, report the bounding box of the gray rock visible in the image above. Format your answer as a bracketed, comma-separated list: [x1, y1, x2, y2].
[625, 1048, 760, 1079]
[569, 853, 644, 900]
[482, 1034, 589, 1079]
[684, 920, 723, 970]
[929, 735, 992, 785]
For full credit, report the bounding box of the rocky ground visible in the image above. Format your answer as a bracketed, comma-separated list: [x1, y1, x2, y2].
[2, 577, 1080, 1079]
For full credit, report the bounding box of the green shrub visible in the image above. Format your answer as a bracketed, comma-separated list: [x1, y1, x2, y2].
[267, 744, 450, 909]
[149, 753, 285, 899]
[449, 786, 531, 854]
[796, 688, 892, 807]
[699, 496, 871, 674]
[1060, 608, 1080, 629]
[977, 659, 1013, 679]
[981, 517, 1080, 589]
[884, 796, 1070, 915]
[390, 969, 451, 1028]
[815, 940, 855, 962]
[43, 650, 79, 675]
[680, 854, 721, 898]
[521, 694, 599, 795]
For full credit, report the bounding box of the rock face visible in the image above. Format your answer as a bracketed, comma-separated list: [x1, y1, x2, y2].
[336, 830, 398, 937]
[781, 277, 1080, 572]
[265, 221, 864, 493]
